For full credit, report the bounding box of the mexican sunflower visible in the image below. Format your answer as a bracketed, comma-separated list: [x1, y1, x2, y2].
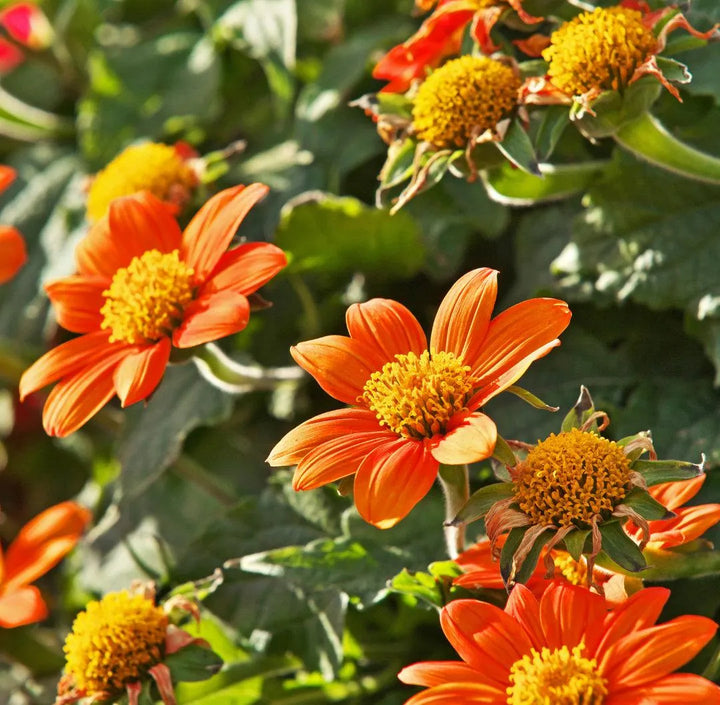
[0, 3, 52, 73]
[0, 501, 91, 628]
[267, 268, 571, 529]
[373, 0, 539, 93]
[0, 164, 26, 284]
[19, 184, 287, 437]
[398, 582, 720, 703]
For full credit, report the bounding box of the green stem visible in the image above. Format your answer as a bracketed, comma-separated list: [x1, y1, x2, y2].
[287, 271, 321, 339]
[614, 111, 720, 184]
[437, 464, 469, 559]
[191, 343, 304, 394]
[702, 640, 720, 682]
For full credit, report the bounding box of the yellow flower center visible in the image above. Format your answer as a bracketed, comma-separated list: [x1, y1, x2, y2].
[513, 429, 631, 528]
[362, 350, 473, 440]
[100, 249, 195, 344]
[542, 7, 657, 96]
[87, 142, 196, 222]
[412, 55, 521, 148]
[63, 591, 168, 695]
[507, 643, 608, 705]
[552, 551, 588, 586]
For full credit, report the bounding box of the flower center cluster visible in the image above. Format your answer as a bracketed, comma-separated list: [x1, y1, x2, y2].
[552, 551, 588, 586]
[507, 643, 607, 704]
[412, 55, 521, 148]
[362, 350, 473, 440]
[513, 429, 631, 528]
[87, 142, 196, 222]
[100, 249, 195, 344]
[63, 591, 168, 695]
[542, 7, 657, 96]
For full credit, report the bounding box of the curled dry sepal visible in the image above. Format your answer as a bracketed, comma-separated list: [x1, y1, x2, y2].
[449, 386, 706, 591]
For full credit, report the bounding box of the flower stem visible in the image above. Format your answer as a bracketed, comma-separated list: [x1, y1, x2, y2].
[614, 111, 720, 184]
[438, 464, 469, 559]
[192, 343, 304, 394]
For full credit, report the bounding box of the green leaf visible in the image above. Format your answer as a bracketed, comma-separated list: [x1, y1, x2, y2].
[621, 487, 673, 521]
[165, 643, 224, 683]
[506, 385, 559, 412]
[495, 117, 540, 175]
[560, 386, 595, 432]
[562, 529, 590, 562]
[598, 521, 646, 573]
[451, 482, 515, 525]
[534, 105, 570, 161]
[492, 434, 517, 469]
[500, 526, 526, 585]
[275, 192, 424, 279]
[389, 561, 462, 609]
[639, 546, 720, 581]
[632, 458, 704, 486]
[513, 530, 553, 586]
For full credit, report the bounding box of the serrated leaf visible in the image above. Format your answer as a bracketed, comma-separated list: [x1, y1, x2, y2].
[451, 482, 515, 525]
[599, 520, 646, 573]
[632, 458, 704, 486]
[620, 487, 673, 520]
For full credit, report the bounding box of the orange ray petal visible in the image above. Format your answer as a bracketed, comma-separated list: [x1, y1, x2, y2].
[353, 438, 438, 529]
[180, 183, 269, 281]
[404, 681, 502, 704]
[539, 583, 605, 654]
[398, 661, 485, 687]
[430, 268, 497, 364]
[45, 275, 107, 333]
[505, 583, 545, 649]
[0, 164, 15, 191]
[293, 432, 397, 490]
[470, 298, 571, 388]
[41, 348, 126, 436]
[203, 241, 287, 296]
[172, 290, 250, 348]
[649, 475, 704, 510]
[3, 501, 91, 591]
[606, 673, 720, 704]
[291, 335, 385, 406]
[19, 330, 117, 399]
[454, 541, 506, 590]
[601, 616, 718, 689]
[648, 503, 720, 548]
[76, 216, 126, 278]
[267, 408, 382, 466]
[113, 338, 171, 407]
[0, 225, 26, 284]
[0, 585, 48, 628]
[430, 412, 496, 465]
[441, 598, 530, 685]
[346, 298, 427, 361]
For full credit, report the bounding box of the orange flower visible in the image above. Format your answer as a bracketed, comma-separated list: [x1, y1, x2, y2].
[373, 0, 539, 93]
[267, 268, 570, 529]
[0, 501, 91, 628]
[399, 582, 720, 703]
[0, 165, 26, 284]
[19, 184, 287, 437]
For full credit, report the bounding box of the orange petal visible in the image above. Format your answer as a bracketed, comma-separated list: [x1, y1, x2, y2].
[353, 438, 438, 529]
[19, 330, 117, 399]
[607, 673, 720, 704]
[172, 290, 250, 348]
[293, 432, 396, 490]
[45, 275, 107, 333]
[454, 540, 505, 590]
[204, 241, 287, 296]
[291, 336, 383, 405]
[180, 183, 269, 281]
[41, 348, 126, 436]
[648, 503, 720, 548]
[0, 164, 15, 191]
[76, 215, 125, 278]
[441, 598, 530, 685]
[505, 583, 544, 649]
[471, 298, 571, 391]
[403, 681, 504, 704]
[539, 583, 605, 654]
[3, 501, 91, 591]
[113, 339, 171, 407]
[0, 225, 26, 284]
[649, 475, 704, 510]
[601, 616, 718, 689]
[398, 661, 486, 687]
[346, 298, 427, 361]
[0, 585, 48, 628]
[431, 412, 496, 465]
[430, 268, 497, 364]
[267, 408, 382, 466]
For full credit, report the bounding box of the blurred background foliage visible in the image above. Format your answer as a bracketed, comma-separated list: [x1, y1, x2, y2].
[0, 0, 720, 703]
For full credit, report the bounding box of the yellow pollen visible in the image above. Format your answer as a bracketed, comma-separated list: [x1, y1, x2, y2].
[362, 350, 473, 440]
[100, 249, 195, 344]
[412, 55, 521, 149]
[542, 7, 657, 96]
[507, 643, 608, 705]
[62, 591, 168, 696]
[513, 428, 631, 528]
[552, 551, 588, 586]
[87, 142, 196, 222]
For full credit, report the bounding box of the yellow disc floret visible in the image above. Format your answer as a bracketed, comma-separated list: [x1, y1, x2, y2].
[513, 428, 631, 528]
[63, 591, 168, 695]
[542, 6, 657, 96]
[507, 643, 608, 705]
[87, 143, 196, 222]
[362, 350, 473, 439]
[100, 249, 195, 344]
[412, 56, 521, 148]
[552, 551, 588, 586]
